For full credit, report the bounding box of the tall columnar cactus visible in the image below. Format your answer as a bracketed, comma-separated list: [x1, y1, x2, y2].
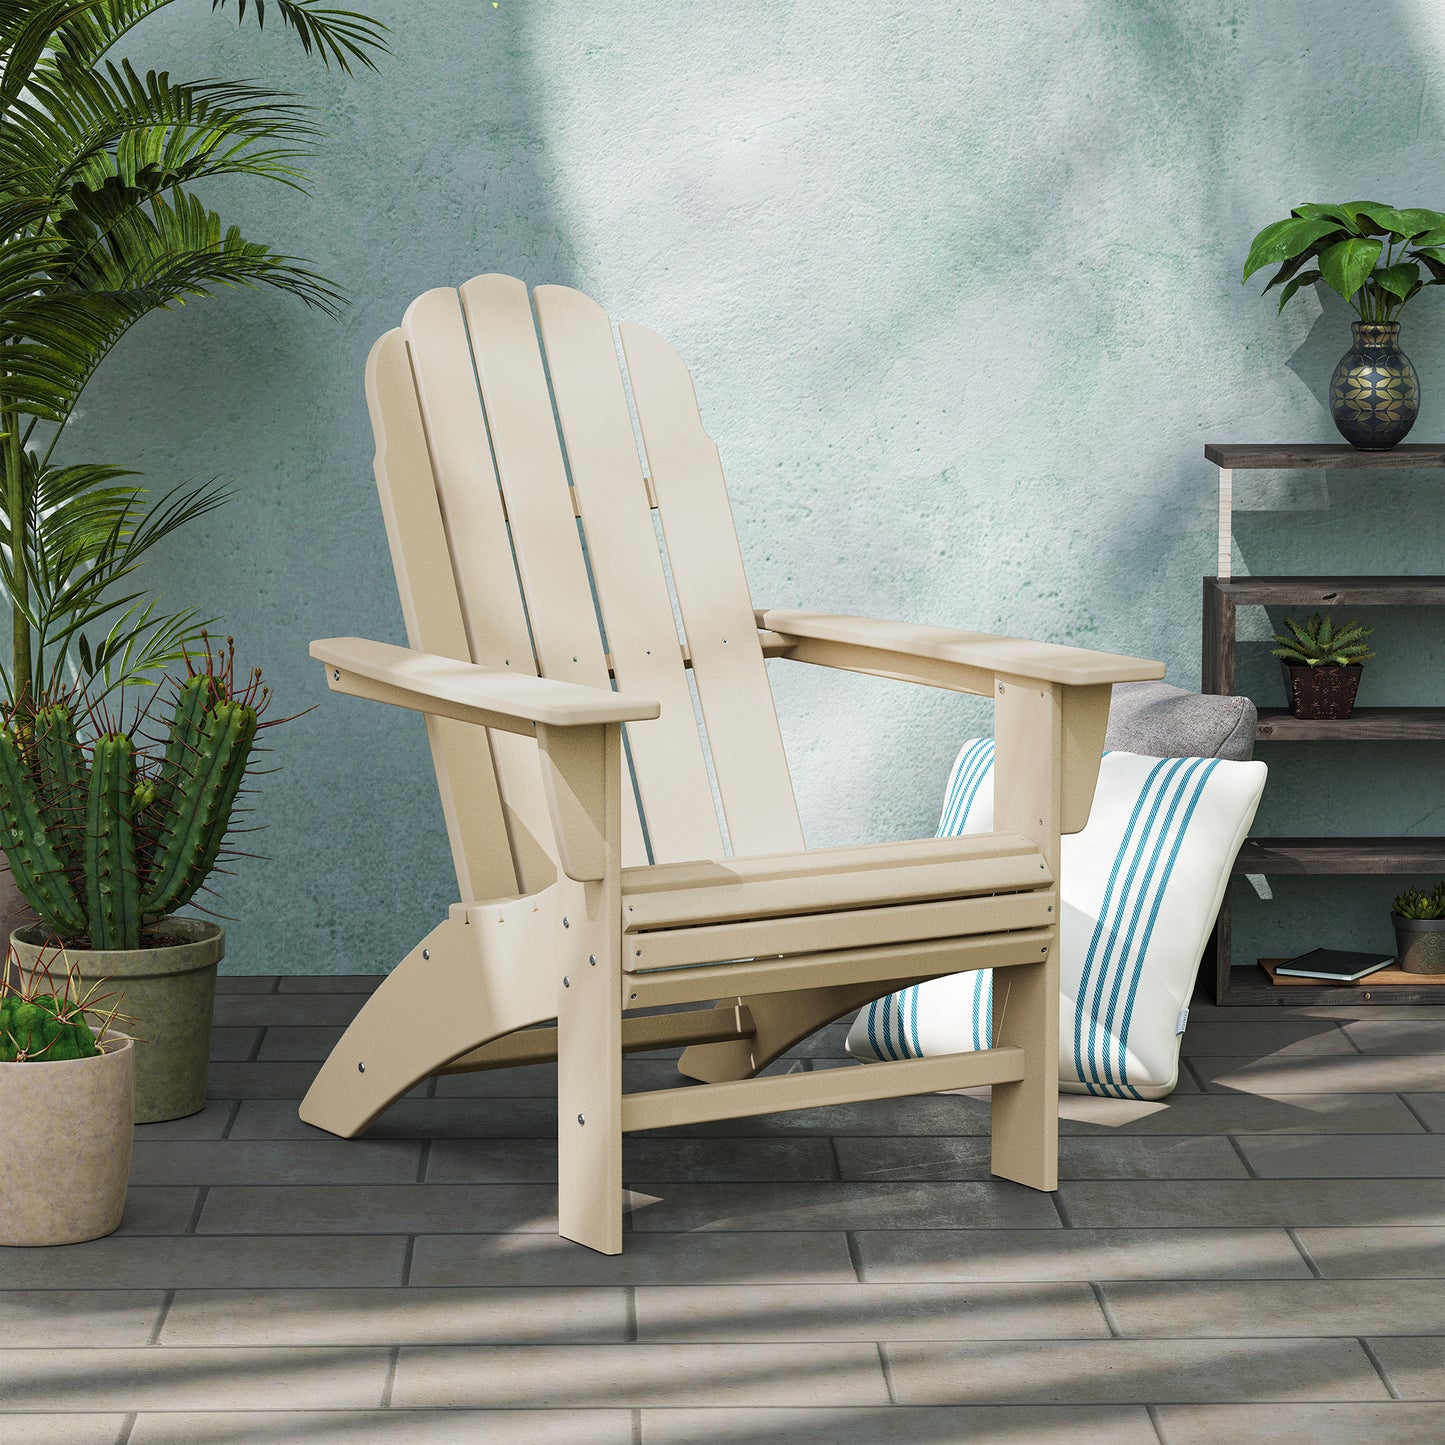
[0, 645, 267, 951]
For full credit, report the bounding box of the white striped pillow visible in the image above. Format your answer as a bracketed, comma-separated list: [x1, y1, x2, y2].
[846, 741, 1266, 1099]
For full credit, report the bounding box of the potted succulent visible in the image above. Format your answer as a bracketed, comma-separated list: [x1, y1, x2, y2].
[1242, 201, 1444, 449]
[1269, 612, 1375, 720]
[0, 946, 136, 1245]
[0, 638, 287, 1122]
[1391, 884, 1445, 976]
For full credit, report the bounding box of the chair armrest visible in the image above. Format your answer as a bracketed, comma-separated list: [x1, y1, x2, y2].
[311, 637, 660, 735]
[755, 609, 1164, 692]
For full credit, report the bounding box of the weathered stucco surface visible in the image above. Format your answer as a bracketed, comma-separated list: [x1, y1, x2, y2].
[64, 1, 1444, 971]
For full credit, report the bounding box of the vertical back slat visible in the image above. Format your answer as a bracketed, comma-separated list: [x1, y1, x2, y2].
[458, 274, 646, 867]
[364, 329, 517, 901]
[618, 321, 805, 857]
[401, 288, 556, 894]
[533, 285, 726, 864]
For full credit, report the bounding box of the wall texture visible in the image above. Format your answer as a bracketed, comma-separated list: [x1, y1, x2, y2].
[63, 0, 1444, 972]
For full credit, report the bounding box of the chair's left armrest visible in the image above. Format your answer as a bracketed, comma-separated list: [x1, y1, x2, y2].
[755, 609, 1164, 691]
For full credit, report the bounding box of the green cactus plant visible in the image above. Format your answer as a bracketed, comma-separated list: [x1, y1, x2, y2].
[1392, 884, 1445, 921]
[0, 638, 275, 951]
[1269, 612, 1376, 667]
[0, 946, 131, 1063]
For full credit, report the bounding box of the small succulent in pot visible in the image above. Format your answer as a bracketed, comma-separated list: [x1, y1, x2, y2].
[0, 945, 139, 1245]
[1269, 613, 1375, 720]
[1391, 883, 1445, 976]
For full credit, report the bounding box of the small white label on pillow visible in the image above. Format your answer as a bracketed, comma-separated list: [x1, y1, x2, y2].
[1175, 1008, 1190, 1036]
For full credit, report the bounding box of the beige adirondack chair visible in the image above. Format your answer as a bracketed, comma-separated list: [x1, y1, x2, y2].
[299, 274, 1164, 1253]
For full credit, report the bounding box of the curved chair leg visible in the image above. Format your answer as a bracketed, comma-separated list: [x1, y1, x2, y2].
[676, 979, 923, 1084]
[298, 904, 555, 1138]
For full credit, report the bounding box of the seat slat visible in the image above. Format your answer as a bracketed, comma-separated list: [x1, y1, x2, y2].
[627, 888, 1055, 972]
[459, 274, 646, 868]
[401, 288, 555, 893]
[623, 839, 1051, 932]
[533, 284, 725, 865]
[364, 331, 517, 901]
[619, 320, 805, 858]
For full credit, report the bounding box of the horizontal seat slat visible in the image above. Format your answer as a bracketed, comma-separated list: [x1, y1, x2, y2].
[626, 888, 1055, 972]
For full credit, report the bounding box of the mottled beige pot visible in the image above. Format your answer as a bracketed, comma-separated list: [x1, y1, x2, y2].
[0, 1032, 134, 1246]
[11, 920, 225, 1123]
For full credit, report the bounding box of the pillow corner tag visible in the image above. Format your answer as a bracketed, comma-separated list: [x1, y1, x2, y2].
[1175, 1007, 1190, 1036]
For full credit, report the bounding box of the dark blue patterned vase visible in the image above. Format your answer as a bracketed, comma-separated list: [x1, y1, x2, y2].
[1329, 321, 1419, 450]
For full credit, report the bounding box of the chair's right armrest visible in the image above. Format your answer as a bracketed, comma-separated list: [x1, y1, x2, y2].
[311, 637, 660, 734]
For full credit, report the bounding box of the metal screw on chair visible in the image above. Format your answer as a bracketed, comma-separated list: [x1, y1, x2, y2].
[577, 1114, 585, 1126]
[358, 1062, 365, 1073]
[589, 955, 596, 966]
[332, 670, 340, 681]
[563, 917, 570, 928]
[563, 976, 570, 988]
[422, 949, 430, 959]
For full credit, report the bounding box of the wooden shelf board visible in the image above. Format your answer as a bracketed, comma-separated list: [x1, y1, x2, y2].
[1205, 443, 1445, 470]
[1213, 962, 1445, 1007]
[1204, 575, 1445, 607]
[1255, 707, 1445, 742]
[1232, 837, 1445, 875]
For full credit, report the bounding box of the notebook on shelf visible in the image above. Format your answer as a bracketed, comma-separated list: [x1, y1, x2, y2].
[1273, 948, 1396, 982]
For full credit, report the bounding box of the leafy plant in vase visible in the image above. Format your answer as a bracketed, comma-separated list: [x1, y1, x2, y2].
[1243, 201, 1444, 448]
[1391, 884, 1445, 976]
[1269, 612, 1375, 721]
[0, 638, 289, 1121]
[0, 948, 138, 1245]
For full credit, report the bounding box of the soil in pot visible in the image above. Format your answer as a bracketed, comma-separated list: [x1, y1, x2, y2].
[0, 1032, 134, 1245]
[9, 919, 224, 1123]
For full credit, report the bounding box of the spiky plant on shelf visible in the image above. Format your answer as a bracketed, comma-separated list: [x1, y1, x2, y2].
[0, 1, 387, 713]
[1392, 884, 1445, 922]
[1269, 613, 1376, 722]
[1391, 883, 1445, 976]
[0, 637, 280, 951]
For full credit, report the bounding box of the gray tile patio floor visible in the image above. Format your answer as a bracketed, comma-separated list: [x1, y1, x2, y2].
[3, 976, 1442, 1444]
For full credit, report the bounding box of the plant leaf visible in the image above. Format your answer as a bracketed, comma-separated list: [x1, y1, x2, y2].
[1375, 263, 1420, 300]
[1319, 237, 1384, 300]
[1277, 269, 1322, 312]
[1243, 218, 1346, 282]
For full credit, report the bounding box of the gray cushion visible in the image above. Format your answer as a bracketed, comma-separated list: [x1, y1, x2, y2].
[1104, 680, 1257, 762]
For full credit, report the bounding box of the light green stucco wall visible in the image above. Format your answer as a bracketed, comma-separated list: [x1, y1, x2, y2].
[65, 1, 1444, 974]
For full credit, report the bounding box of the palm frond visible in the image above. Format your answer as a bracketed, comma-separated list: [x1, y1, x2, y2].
[211, 0, 390, 73]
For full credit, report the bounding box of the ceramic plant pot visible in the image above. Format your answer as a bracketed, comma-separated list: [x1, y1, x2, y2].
[1392, 914, 1445, 975]
[11, 919, 225, 1123]
[0, 1032, 134, 1245]
[1329, 321, 1419, 450]
[1280, 662, 1363, 720]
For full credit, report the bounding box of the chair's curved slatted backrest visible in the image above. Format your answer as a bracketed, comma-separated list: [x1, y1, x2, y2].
[365, 274, 803, 896]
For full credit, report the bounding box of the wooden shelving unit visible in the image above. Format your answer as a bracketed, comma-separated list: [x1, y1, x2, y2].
[1202, 445, 1444, 1007]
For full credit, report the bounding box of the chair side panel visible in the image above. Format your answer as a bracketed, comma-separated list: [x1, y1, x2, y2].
[619, 320, 805, 858]
[364, 329, 517, 901]
[533, 283, 725, 865]
[401, 288, 557, 894]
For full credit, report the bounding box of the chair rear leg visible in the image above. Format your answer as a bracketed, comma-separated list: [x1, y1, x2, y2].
[298, 912, 551, 1138]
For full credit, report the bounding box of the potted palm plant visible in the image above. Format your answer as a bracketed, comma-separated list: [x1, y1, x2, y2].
[0, 1, 386, 935]
[0, 946, 136, 1245]
[1391, 884, 1445, 975]
[1269, 612, 1375, 720]
[1, 638, 289, 1121]
[1242, 201, 1444, 449]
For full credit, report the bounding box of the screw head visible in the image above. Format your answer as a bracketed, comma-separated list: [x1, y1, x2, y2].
[562, 916, 570, 929]
[422, 949, 430, 959]
[577, 1113, 585, 1126]
[563, 976, 570, 988]
[332, 669, 340, 681]
[357, 1062, 365, 1073]
[588, 954, 596, 965]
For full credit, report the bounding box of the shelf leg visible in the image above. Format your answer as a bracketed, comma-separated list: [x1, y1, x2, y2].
[1216, 467, 1233, 582]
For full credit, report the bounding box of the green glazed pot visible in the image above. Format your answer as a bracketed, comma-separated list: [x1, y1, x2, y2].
[1329, 321, 1419, 450]
[10, 919, 225, 1122]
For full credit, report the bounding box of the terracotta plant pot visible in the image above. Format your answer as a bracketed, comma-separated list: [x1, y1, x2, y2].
[1392, 914, 1445, 975]
[0, 1032, 134, 1245]
[10, 919, 224, 1123]
[1280, 662, 1363, 720]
